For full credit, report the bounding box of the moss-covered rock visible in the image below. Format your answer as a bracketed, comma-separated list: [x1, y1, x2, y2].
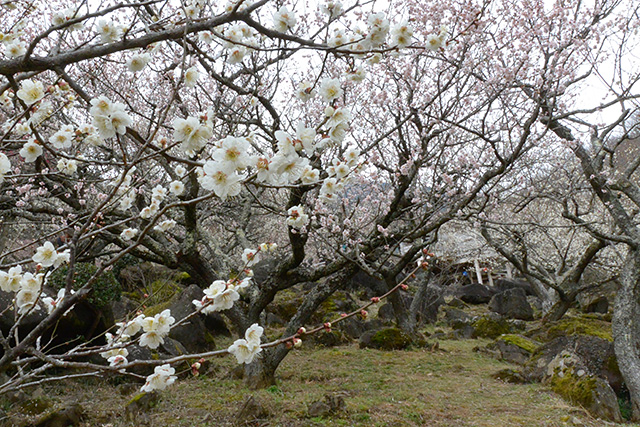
[471, 316, 512, 339]
[547, 316, 612, 341]
[497, 334, 540, 354]
[550, 369, 597, 407]
[528, 315, 612, 342]
[548, 368, 622, 422]
[359, 328, 412, 350]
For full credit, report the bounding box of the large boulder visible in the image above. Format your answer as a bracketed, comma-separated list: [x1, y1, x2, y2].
[166, 284, 227, 353]
[524, 335, 622, 391]
[489, 288, 534, 320]
[579, 295, 609, 314]
[545, 350, 622, 422]
[486, 334, 541, 365]
[493, 278, 536, 296]
[455, 283, 496, 304]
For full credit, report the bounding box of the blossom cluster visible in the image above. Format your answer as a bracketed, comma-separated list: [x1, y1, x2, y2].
[105, 309, 176, 355]
[228, 323, 263, 364]
[141, 364, 177, 392]
[0, 242, 70, 315]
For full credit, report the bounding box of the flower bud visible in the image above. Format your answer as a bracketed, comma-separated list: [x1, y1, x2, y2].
[323, 322, 332, 331]
[370, 297, 380, 303]
[360, 310, 368, 319]
[293, 338, 302, 348]
[297, 327, 306, 335]
[400, 284, 408, 291]
[285, 341, 294, 349]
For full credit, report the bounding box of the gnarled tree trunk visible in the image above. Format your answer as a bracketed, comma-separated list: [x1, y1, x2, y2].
[613, 251, 640, 420]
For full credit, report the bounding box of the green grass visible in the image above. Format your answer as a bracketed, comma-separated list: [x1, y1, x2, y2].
[7, 338, 639, 426]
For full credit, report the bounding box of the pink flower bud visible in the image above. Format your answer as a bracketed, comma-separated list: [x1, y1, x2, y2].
[400, 284, 408, 291]
[360, 310, 368, 319]
[371, 297, 380, 303]
[297, 327, 306, 335]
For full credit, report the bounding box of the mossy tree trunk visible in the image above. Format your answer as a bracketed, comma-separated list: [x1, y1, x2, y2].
[612, 251, 640, 421]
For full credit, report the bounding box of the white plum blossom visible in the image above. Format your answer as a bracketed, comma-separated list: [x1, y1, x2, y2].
[244, 323, 263, 345]
[184, 66, 199, 88]
[16, 288, 40, 315]
[57, 158, 78, 175]
[120, 228, 138, 241]
[320, 0, 344, 19]
[286, 205, 310, 229]
[273, 6, 296, 32]
[32, 241, 58, 267]
[16, 80, 45, 105]
[0, 153, 10, 182]
[270, 153, 309, 184]
[319, 78, 343, 102]
[194, 280, 240, 313]
[126, 53, 152, 72]
[49, 129, 74, 149]
[295, 80, 316, 102]
[0, 265, 23, 292]
[241, 248, 260, 267]
[151, 185, 167, 203]
[275, 131, 296, 156]
[228, 323, 263, 364]
[90, 97, 132, 139]
[366, 13, 390, 48]
[5, 41, 26, 58]
[173, 116, 212, 153]
[141, 364, 177, 392]
[169, 180, 185, 196]
[347, 66, 366, 82]
[212, 136, 252, 171]
[96, 19, 121, 43]
[140, 202, 159, 219]
[116, 314, 144, 336]
[200, 161, 243, 200]
[41, 288, 69, 315]
[19, 140, 42, 163]
[154, 219, 176, 232]
[426, 34, 443, 51]
[295, 123, 316, 153]
[53, 249, 71, 268]
[391, 21, 414, 48]
[300, 165, 320, 184]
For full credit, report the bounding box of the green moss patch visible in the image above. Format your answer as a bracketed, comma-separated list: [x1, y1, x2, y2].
[549, 371, 597, 408]
[367, 328, 412, 350]
[496, 334, 540, 354]
[472, 317, 512, 339]
[543, 316, 612, 342]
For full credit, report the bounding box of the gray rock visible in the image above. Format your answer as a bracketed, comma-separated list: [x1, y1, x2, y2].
[494, 278, 535, 296]
[580, 296, 609, 314]
[167, 284, 224, 353]
[489, 288, 534, 320]
[455, 283, 496, 304]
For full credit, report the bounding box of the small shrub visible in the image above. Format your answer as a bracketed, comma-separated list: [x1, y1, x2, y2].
[48, 263, 121, 308]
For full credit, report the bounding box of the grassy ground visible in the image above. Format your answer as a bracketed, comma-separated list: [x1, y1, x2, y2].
[7, 338, 638, 427]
